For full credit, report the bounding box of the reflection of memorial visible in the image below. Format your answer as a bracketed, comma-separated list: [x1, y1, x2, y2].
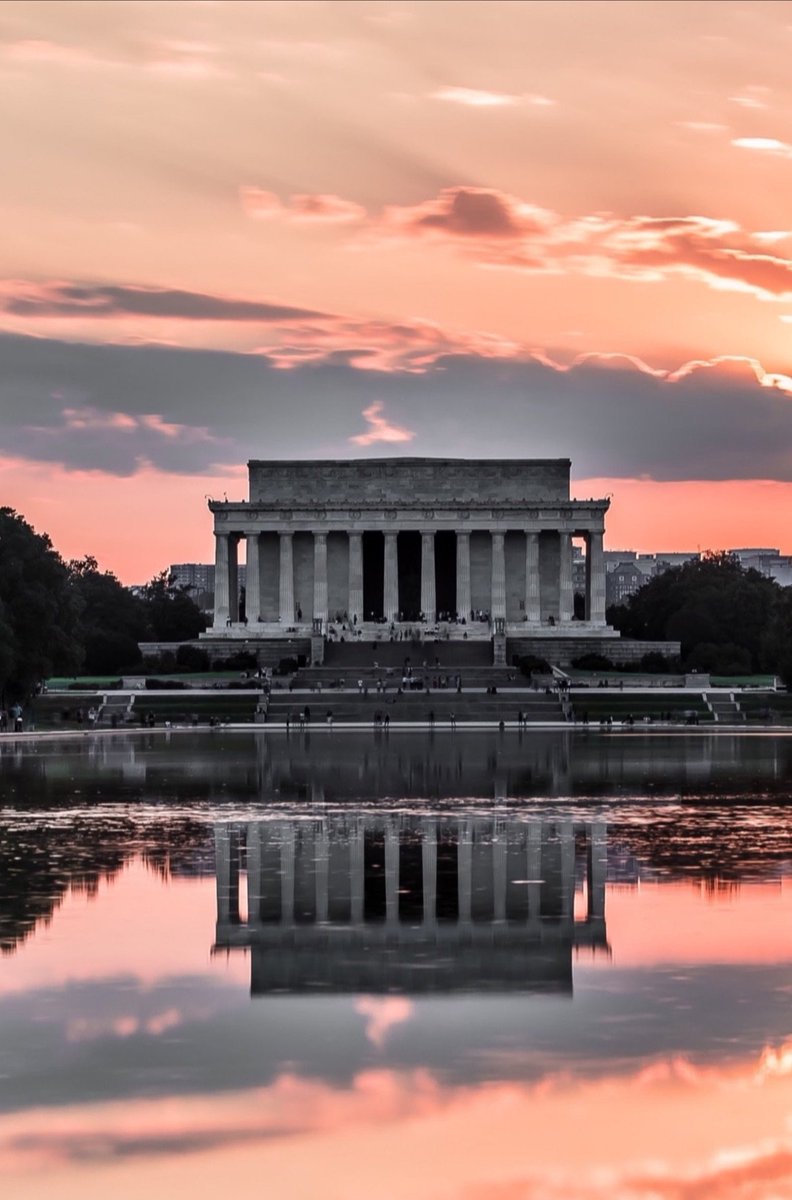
[214, 817, 608, 994]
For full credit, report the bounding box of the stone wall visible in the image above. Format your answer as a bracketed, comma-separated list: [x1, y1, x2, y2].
[141, 638, 312, 667]
[248, 457, 572, 506]
[508, 636, 682, 666]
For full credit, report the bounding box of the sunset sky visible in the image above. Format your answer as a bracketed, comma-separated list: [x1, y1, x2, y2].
[3, 0, 792, 580]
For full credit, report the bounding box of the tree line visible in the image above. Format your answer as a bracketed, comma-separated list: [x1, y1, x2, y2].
[607, 551, 792, 684]
[0, 506, 207, 700]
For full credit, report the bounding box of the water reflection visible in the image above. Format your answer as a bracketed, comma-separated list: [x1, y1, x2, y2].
[215, 817, 607, 993]
[3, 729, 792, 807]
[4, 734, 792, 1197]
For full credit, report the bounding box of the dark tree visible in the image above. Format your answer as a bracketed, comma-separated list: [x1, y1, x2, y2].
[142, 571, 208, 642]
[762, 588, 792, 689]
[69, 556, 146, 675]
[608, 552, 781, 673]
[0, 508, 82, 698]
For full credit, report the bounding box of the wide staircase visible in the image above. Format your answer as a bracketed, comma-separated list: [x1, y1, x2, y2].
[267, 646, 564, 724]
[706, 692, 745, 724]
[321, 639, 493, 669]
[98, 692, 135, 727]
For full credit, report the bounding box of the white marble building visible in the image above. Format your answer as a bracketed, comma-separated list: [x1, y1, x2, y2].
[206, 457, 612, 640]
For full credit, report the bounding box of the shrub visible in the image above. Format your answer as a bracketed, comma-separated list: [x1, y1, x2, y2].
[639, 651, 671, 672]
[175, 644, 210, 672]
[571, 653, 615, 671]
[274, 656, 299, 675]
[516, 654, 551, 678]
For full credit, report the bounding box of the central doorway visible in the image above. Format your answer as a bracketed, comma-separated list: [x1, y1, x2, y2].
[362, 531, 384, 620]
[435, 531, 457, 619]
[397, 531, 421, 620]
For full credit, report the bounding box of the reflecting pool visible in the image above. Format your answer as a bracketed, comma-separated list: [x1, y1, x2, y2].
[3, 730, 792, 1199]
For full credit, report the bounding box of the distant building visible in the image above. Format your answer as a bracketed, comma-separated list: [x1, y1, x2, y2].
[606, 560, 650, 607]
[169, 562, 246, 612]
[730, 548, 792, 587]
[603, 545, 792, 608]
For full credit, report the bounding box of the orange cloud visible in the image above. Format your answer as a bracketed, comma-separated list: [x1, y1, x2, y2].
[248, 183, 792, 303]
[383, 186, 555, 242]
[239, 187, 366, 224]
[349, 401, 415, 446]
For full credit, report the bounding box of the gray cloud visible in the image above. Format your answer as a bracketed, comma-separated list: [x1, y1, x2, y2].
[1, 332, 792, 480]
[2, 283, 324, 322]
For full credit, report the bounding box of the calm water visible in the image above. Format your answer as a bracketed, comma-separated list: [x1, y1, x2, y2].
[3, 730, 792, 1199]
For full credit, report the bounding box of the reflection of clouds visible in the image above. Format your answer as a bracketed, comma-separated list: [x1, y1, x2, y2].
[354, 996, 414, 1047]
[66, 1007, 182, 1043]
[6, 1042, 792, 1193]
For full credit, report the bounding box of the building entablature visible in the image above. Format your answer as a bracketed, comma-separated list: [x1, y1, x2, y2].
[209, 499, 609, 536]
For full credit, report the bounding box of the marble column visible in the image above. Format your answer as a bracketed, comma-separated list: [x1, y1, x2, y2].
[245, 533, 261, 624]
[456, 531, 471, 621]
[280, 823, 295, 925]
[279, 532, 294, 625]
[385, 821, 399, 925]
[315, 823, 329, 923]
[457, 819, 472, 924]
[558, 532, 574, 623]
[421, 531, 436, 623]
[213, 532, 230, 627]
[215, 825, 240, 925]
[525, 532, 541, 623]
[587, 821, 607, 920]
[560, 820, 575, 921]
[491, 531, 506, 620]
[246, 823, 262, 925]
[313, 532, 328, 625]
[350, 820, 365, 924]
[526, 821, 542, 924]
[493, 821, 507, 922]
[384, 531, 399, 622]
[348, 532, 363, 625]
[586, 531, 607, 626]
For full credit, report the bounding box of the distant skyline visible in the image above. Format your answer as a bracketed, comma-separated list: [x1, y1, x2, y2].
[3, 0, 792, 580]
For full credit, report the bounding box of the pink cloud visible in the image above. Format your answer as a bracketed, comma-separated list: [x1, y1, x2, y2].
[383, 186, 555, 241]
[239, 187, 365, 224]
[348, 400, 415, 445]
[354, 996, 414, 1047]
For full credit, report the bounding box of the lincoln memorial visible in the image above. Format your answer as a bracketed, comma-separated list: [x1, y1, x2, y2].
[206, 457, 614, 644]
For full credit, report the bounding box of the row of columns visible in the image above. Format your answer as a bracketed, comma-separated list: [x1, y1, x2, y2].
[216, 819, 607, 930]
[215, 529, 606, 627]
